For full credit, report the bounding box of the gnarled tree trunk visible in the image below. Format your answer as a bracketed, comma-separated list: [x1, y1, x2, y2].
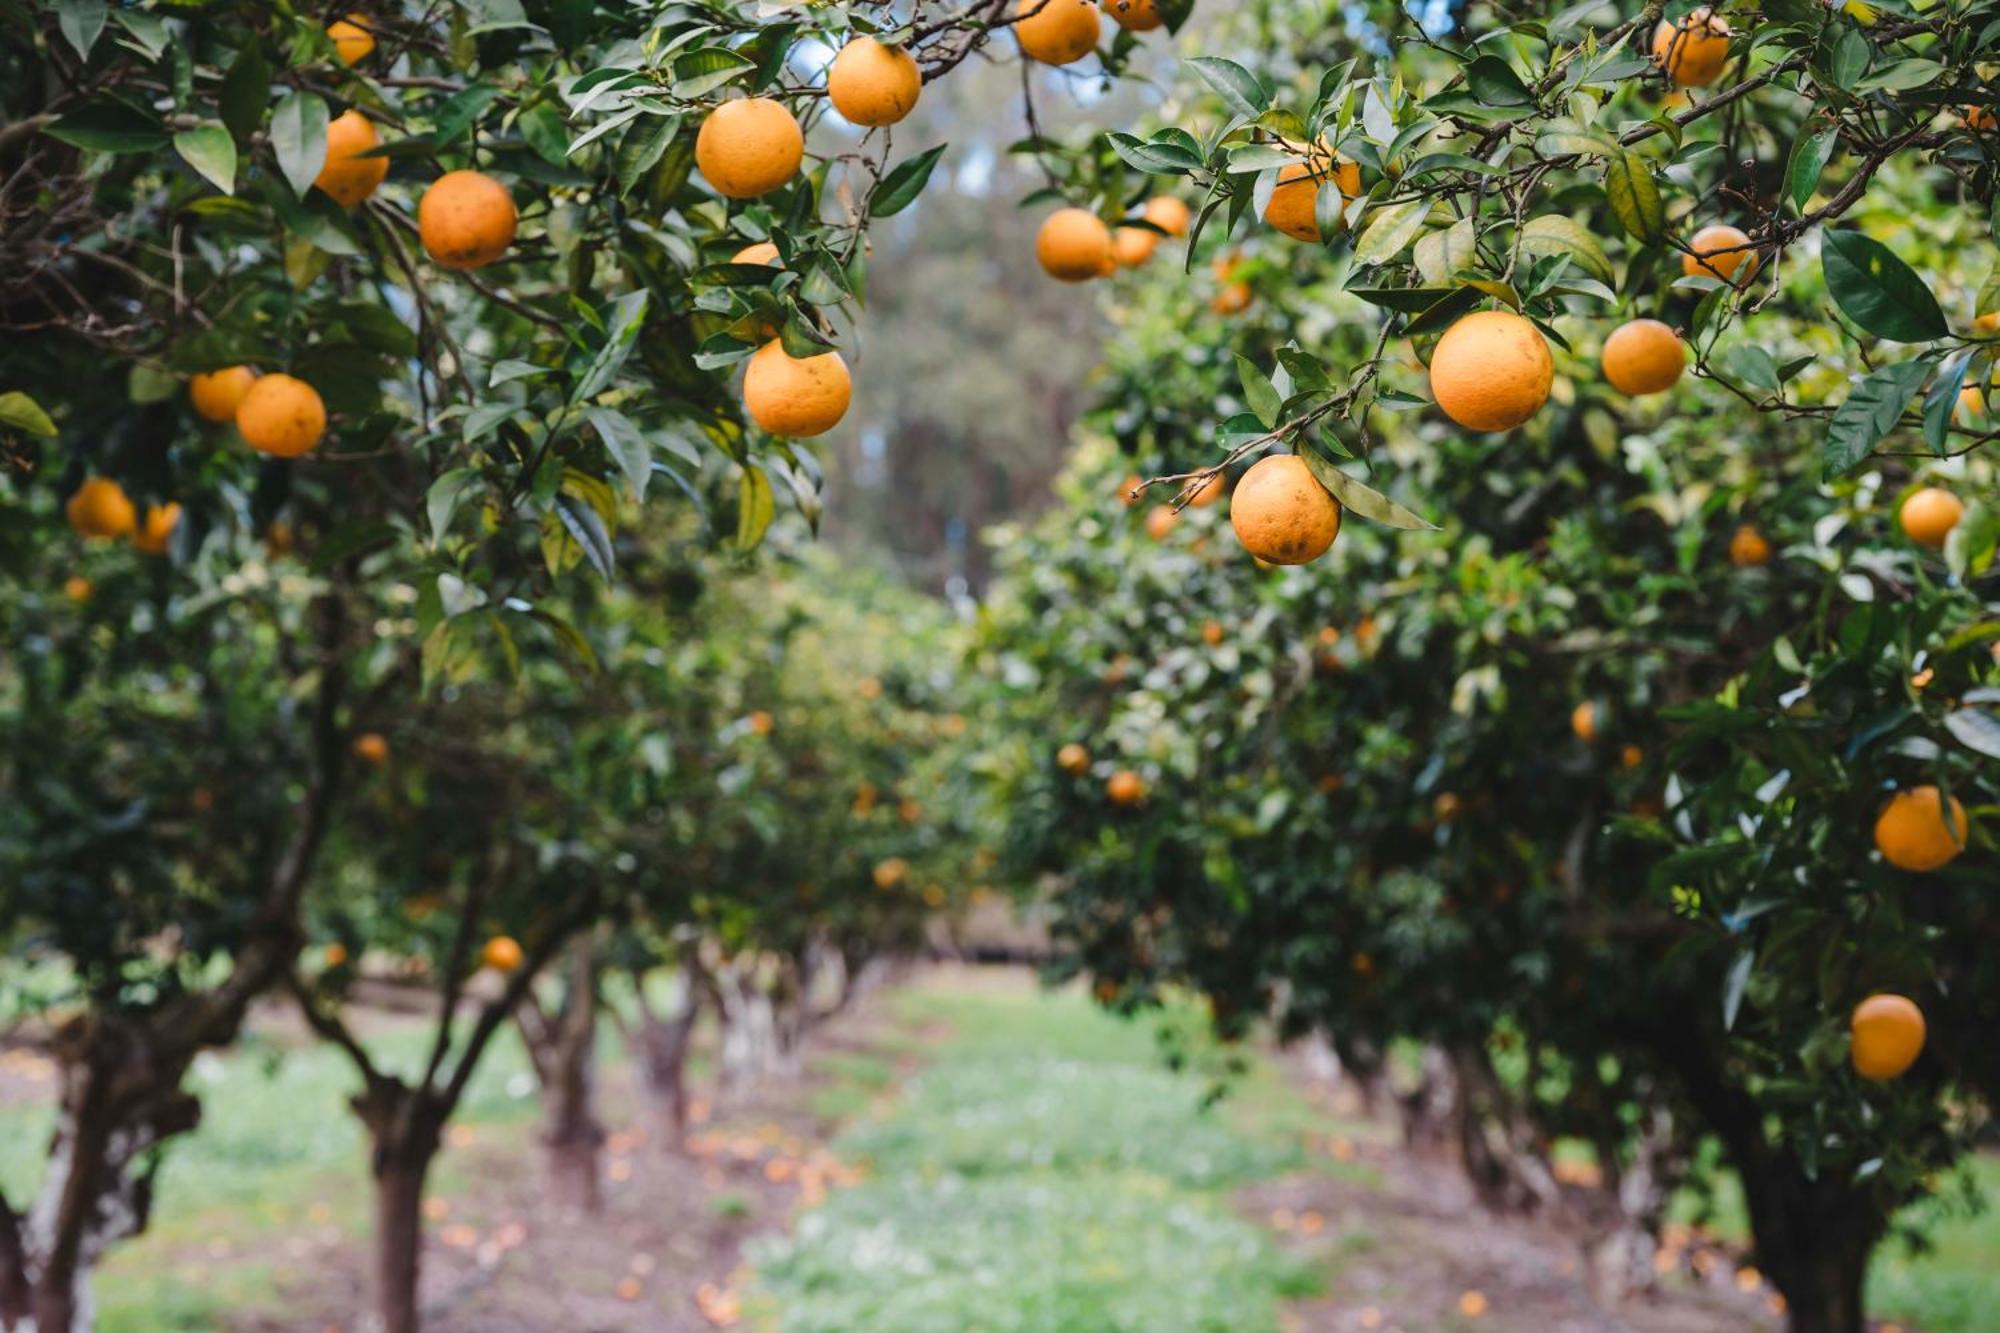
[518, 938, 605, 1213]
[628, 961, 702, 1153]
[354, 1084, 445, 1333]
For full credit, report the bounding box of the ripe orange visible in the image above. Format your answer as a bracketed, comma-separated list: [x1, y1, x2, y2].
[1143, 503, 1178, 540]
[1201, 619, 1224, 646]
[132, 502, 182, 556]
[63, 576, 93, 603]
[315, 109, 389, 207]
[1264, 159, 1360, 243]
[1652, 7, 1730, 86]
[1899, 487, 1963, 548]
[67, 477, 136, 540]
[872, 857, 908, 890]
[1601, 319, 1685, 396]
[1429, 310, 1553, 432]
[743, 341, 851, 437]
[1142, 195, 1190, 237]
[1106, 769, 1147, 806]
[1683, 224, 1757, 285]
[1112, 225, 1159, 268]
[827, 37, 922, 127]
[1874, 785, 1970, 872]
[189, 366, 258, 422]
[1118, 473, 1143, 507]
[235, 373, 326, 457]
[1849, 994, 1925, 1080]
[324, 942, 350, 969]
[1728, 523, 1771, 567]
[1957, 384, 1985, 422]
[1570, 701, 1597, 743]
[328, 13, 376, 65]
[1621, 744, 1644, 770]
[1974, 310, 2000, 333]
[696, 98, 804, 198]
[418, 170, 517, 270]
[1037, 207, 1113, 282]
[748, 709, 775, 736]
[1057, 742, 1089, 774]
[353, 732, 389, 764]
[1188, 471, 1225, 507]
[482, 936, 524, 972]
[732, 241, 780, 265]
[1211, 282, 1252, 315]
[1101, 0, 1161, 30]
[1015, 0, 1100, 65]
[1967, 107, 1998, 133]
[1229, 454, 1341, 565]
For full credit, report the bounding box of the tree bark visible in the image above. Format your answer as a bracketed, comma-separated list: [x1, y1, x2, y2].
[523, 940, 604, 1214]
[357, 1087, 444, 1333]
[630, 966, 701, 1153]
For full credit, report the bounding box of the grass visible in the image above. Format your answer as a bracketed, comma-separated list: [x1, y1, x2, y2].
[0, 1016, 543, 1333]
[749, 979, 1321, 1332]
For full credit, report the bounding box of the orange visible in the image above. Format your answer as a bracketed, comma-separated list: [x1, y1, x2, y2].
[1101, 0, 1162, 29]
[66, 477, 136, 540]
[1974, 311, 2000, 333]
[1037, 207, 1113, 281]
[1201, 619, 1224, 646]
[1112, 225, 1159, 268]
[732, 241, 780, 265]
[1728, 523, 1771, 567]
[1957, 384, 1985, 422]
[323, 943, 350, 969]
[1899, 487, 1963, 548]
[743, 340, 851, 437]
[1015, 0, 1100, 65]
[1874, 785, 1970, 872]
[1057, 742, 1090, 774]
[827, 37, 922, 127]
[1118, 473, 1143, 507]
[235, 373, 326, 457]
[1682, 224, 1757, 285]
[1143, 503, 1178, 540]
[748, 709, 775, 735]
[63, 576, 93, 603]
[418, 170, 517, 270]
[328, 13, 376, 65]
[131, 502, 181, 555]
[1967, 107, 1998, 132]
[696, 98, 804, 198]
[482, 936, 524, 972]
[265, 521, 295, 558]
[1143, 195, 1190, 236]
[315, 109, 389, 208]
[1229, 454, 1341, 565]
[1265, 159, 1361, 243]
[189, 366, 258, 422]
[1571, 701, 1597, 743]
[1188, 471, 1225, 507]
[1652, 7, 1730, 86]
[1429, 310, 1553, 431]
[1601, 318, 1685, 396]
[353, 732, 389, 764]
[1621, 744, 1644, 770]
[1849, 994, 1925, 1080]
[1211, 282, 1252, 315]
[1107, 769, 1147, 807]
[872, 858, 908, 890]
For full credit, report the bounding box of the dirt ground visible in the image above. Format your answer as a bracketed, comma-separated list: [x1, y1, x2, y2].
[218, 993, 920, 1333]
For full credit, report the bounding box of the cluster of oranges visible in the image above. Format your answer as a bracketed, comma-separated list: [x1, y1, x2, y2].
[1037, 196, 1192, 282]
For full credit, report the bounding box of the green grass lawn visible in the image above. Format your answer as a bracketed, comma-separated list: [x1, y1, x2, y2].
[748, 980, 1322, 1332]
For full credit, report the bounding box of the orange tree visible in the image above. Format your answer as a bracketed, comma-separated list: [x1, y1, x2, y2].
[970, 0, 1997, 1329]
[0, 0, 1182, 1324]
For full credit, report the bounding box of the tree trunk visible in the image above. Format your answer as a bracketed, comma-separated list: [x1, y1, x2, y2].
[632, 970, 701, 1153]
[371, 1154, 431, 1333]
[524, 940, 604, 1213]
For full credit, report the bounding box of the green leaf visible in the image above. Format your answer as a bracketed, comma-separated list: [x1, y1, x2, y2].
[1922, 354, 1969, 454]
[44, 98, 167, 154]
[1822, 359, 1931, 479]
[426, 468, 482, 548]
[672, 47, 756, 98]
[1107, 132, 1204, 175]
[56, 0, 107, 60]
[1298, 444, 1437, 530]
[0, 391, 57, 437]
[1353, 198, 1430, 266]
[1943, 707, 2000, 759]
[1517, 215, 1613, 284]
[432, 84, 503, 145]
[174, 123, 238, 195]
[272, 93, 329, 199]
[1185, 57, 1269, 120]
[554, 491, 615, 581]
[219, 42, 271, 142]
[1786, 126, 1837, 211]
[588, 407, 653, 502]
[615, 112, 681, 197]
[1235, 356, 1281, 428]
[571, 291, 649, 402]
[1722, 950, 1753, 1031]
[518, 102, 571, 167]
[1463, 55, 1533, 106]
[1822, 230, 1947, 343]
[112, 11, 170, 60]
[869, 143, 949, 218]
[1413, 218, 1477, 286]
[1604, 149, 1664, 245]
[736, 462, 776, 550]
[1534, 128, 1617, 159]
